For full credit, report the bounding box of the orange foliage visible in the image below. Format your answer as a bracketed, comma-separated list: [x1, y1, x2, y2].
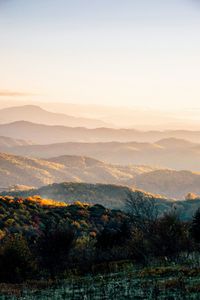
[26, 196, 67, 207]
[0, 195, 67, 207]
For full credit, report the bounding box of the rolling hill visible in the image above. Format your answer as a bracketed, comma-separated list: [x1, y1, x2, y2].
[2, 182, 200, 220]
[0, 136, 33, 148]
[0, 152, 68, 187]
[2, 121, 200, 144]
[135, 169, 200, 199]
[0, 105, 110, 128]
[1, 152, 200, 198]
[0, 182, 168, 210]
[0, 152, 157, 190]
[5, 137, 200, 171]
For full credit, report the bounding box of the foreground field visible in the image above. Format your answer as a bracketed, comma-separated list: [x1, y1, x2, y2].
[1, 264, 200, 299]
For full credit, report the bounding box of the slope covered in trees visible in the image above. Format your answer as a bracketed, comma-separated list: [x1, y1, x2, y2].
[3, 182, 200, 220]
[0, 195, 199, 286]
[0, 153, 158, 189]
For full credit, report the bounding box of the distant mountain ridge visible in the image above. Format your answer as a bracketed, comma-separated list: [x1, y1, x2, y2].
[0, 136, 33, 148]
[3, 136, 200, 171]
[2, 120, 200, 144]
[0, 105, 109, 128]
[135, 169, 200, 199]
[156, 138, 195, 148]
[2, 102, 200, 130]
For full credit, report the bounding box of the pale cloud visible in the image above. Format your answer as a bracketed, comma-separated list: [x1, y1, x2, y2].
[0, 90, 34, 97]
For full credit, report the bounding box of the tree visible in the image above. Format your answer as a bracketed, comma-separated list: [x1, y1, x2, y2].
[95, 220, 131, 263]
[0, 234, 37, 283]
[185, 193, 199, 201]
[37, 227, 75, 278]
[151, 213, 188, 258]
[125, 191, 158, 232]
[96, 218, 131, 249]
[191, 208, 200, 244]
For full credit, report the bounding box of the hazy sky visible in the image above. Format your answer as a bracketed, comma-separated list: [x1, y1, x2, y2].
[0, 0, 200, 109]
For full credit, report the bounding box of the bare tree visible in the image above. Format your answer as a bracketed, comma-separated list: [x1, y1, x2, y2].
[125, 190, 158, 232]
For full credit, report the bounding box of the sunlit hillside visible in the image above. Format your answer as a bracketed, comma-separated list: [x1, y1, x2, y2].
[0, 152, 158, 189]
[2, 152, 200, 199]
[3, 182, 200, 220]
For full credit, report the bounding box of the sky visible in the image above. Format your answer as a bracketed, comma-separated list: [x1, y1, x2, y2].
[0, 0, 200, 109]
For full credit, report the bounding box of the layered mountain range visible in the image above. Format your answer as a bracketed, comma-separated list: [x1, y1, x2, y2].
[2, 120, 200, 144]
[1, 152, 200, 199]
[1, 104, 200, 205]
[1, 135, 200, 171]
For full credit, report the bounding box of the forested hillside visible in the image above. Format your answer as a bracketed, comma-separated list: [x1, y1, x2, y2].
[3, 182, 200, 220]
[0, 194, 199, 288]
[0, 152, 157, 189]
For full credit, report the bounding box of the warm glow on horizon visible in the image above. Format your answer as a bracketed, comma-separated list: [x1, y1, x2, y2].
[0, 0, 200, 110]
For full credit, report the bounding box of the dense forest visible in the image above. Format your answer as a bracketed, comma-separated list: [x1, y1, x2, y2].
[0, 194, 200, 284]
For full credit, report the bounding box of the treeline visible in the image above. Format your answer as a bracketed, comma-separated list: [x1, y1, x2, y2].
[0, 193, 200, 283]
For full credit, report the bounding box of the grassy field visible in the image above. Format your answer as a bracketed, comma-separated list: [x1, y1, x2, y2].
[1, 264, 200, 299]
